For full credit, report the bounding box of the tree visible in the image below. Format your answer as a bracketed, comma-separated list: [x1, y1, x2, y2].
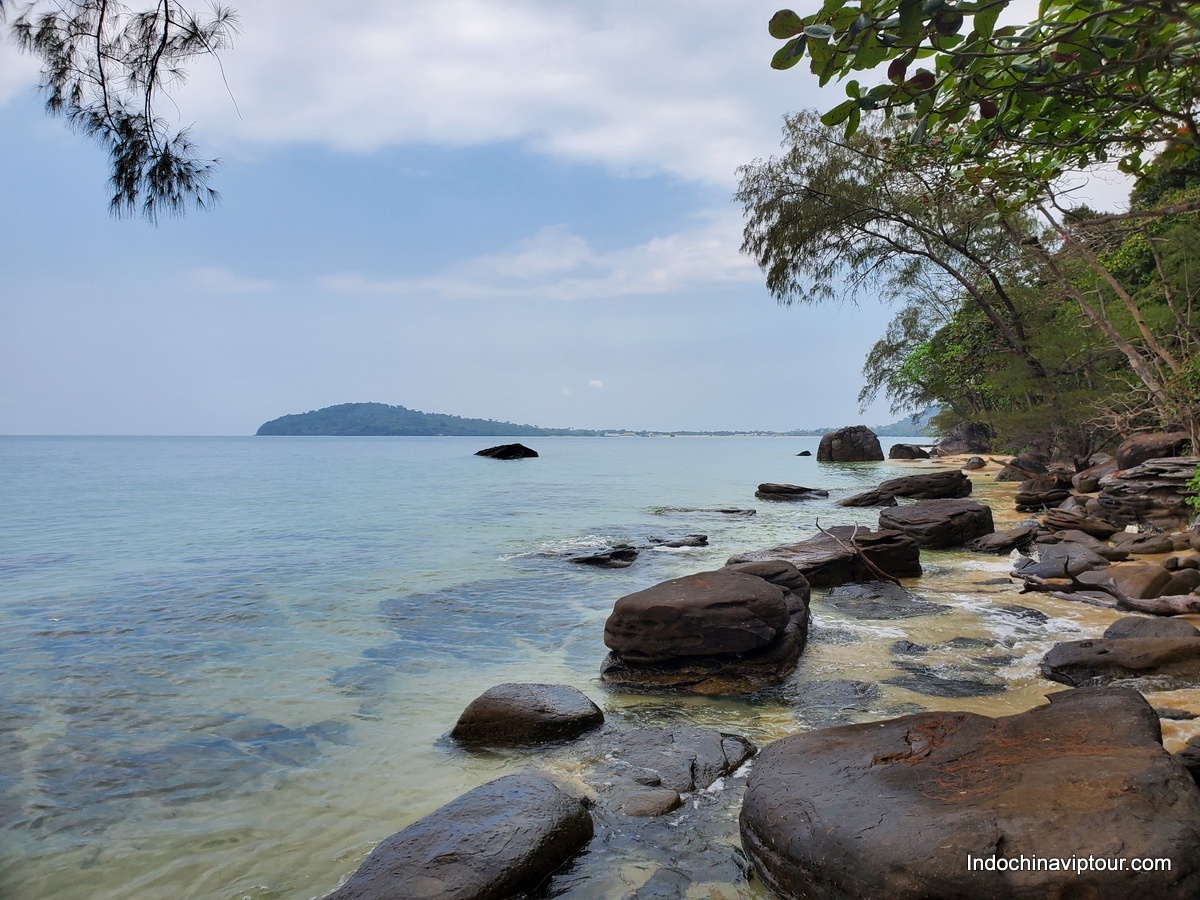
[4, 1, 237, 222]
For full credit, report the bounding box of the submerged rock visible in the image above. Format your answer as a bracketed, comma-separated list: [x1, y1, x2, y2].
[474, 443, 538, 460]
[328, 773, 592, 900]
[740, 687, 1200, 900]
[451, 683, 604, 746]
[571, 545, 639, 568]
[817, 426, 884, 462]
[821, 582, 949, 619]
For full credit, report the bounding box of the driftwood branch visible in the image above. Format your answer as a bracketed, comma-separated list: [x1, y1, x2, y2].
[816, 519, 901, 586]
[1019, 573, 1200, 616]
[988, 456, 1038, 478]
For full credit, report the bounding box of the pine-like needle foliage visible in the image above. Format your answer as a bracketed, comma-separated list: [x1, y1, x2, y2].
[9, 1, 238, 223]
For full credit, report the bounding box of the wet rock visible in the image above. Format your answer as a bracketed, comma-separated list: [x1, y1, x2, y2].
[1037, 529, 1128, 561]
[875, 469, 972, 499]
[1105, 612, 1200, 639]
[1098, 457, 1200, 530]
[754, 483, 829, 501]
[888, 443, 930, 460]
[878, 498, 994, 549]
[1157, 708, 1198, 720]
[884, 661, 1007, 697]
[837, 489, 897, 508]
[890, 640, 929, 655]
[1041, 637, 1200, 689]
[600, 566, 809, 693]
[648, 534, 708, 549]
[726, 526, 922, 587]
[796, 450, 812, 457]
[1012, 542, 1111, 579]
[817, 426, 884, 462]
[328, 773, 593, 900]
[967, 524, 1037, 553]
[1077, 563, 1174, 600]
[996, 604, 1050, 624]
[572, 545, 639, 568]
[936, 421, 992, 454]
[1116, 432, 1192, 469]
[580, 726, 755, 818]
[740, 687, 1200, 900]
[451, 684, 604, 746]
[963, 455, 986, 470]
[821, 582, 949, 619]
[788, 679, 883, 728]
[475, 443, 538, 460]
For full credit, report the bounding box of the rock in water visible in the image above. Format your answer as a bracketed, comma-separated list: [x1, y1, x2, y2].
[329, 773, 592, 900]
[888, 443, 929, 460]
[1041, 637, 1200, 689]
[740, 687, 1200, 900]
[817, 426, 884, 462]
[878, 498, 994, 549]
[875, 470, 972, 499]
[451, 683, 604, 746]
[726, 526, 922, 587]
[600, 565, 809, 694]
[475, 443, 538, 459]
[754, 483, 829, 500]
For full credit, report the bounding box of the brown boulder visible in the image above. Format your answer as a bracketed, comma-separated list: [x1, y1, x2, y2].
[451, 684, 604, 746]
[878, 498, 995, 549]
[475, 443, 539, 459]
[887, 443, 929, 460]
[1116, 432, 1192, 469]
[817, 426, 884, 462]
[726, 526, 922, 587]
[876, 469, 971, 499]
[754, 483, 829, 501]
[1041, 638, 1200, 689]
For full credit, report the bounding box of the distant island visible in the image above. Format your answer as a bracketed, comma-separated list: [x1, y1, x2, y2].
[255, 402, 934, 437]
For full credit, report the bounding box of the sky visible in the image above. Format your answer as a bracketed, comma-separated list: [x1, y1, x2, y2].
[0, 1, 1135, 435]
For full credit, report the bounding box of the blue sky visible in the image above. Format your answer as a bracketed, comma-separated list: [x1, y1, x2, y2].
[0, 0, 1129, 435]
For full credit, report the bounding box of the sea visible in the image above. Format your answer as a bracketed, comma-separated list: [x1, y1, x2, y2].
[2, 435, 1191, 899]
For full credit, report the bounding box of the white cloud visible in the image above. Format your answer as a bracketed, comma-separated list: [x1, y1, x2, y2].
[318, 210, 757, 301]
[589, 379, 603, 389]
[188, 267, 279, 294]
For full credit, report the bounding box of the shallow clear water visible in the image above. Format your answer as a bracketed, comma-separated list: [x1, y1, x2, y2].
[3, 436, 1197, 899]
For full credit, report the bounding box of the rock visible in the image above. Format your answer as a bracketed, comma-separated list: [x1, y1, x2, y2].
[788, 679, 885, 728]
[648, 534, 708, 548]
[935, 421, 992, 455]
[1112, 532, 1176, 555]
[1077, 563, 1174, 599]
[1073, 455, 1119, 493]
[451, 684, 604, 746]
[328, 773, 592, 900]
[967, 524, 1037, 553]
[1159, 708, 1199, 720]
[474, 443, 538, 460]
[878, 498, 995, 549]
[891, 640, 929, 655]
[1041, 638, 1200, 689]
[875, 469, 972, 499]
[1099, 457, 1200, 530]
[1040, 507, 1120, 538]
[580, 726, 755, 818]
[1015, 475, 1072, 512]
[740, 687, 1200, 900]
[837, 489, 897, 508]
[726, 526, 922, 587]
[796, 450, 812, 456]
[1104, 616, 1200, 640]
[1116, 432, 1192, 469]
[1168, 568, 1200, 593]
[884, 661, 1007, 697]
[1009, 452, 1050, 475]
[887, 443, 930, 460]
[754, 483, 830, 501]
[817, 426, 884, 462]
[1036, 529, 1128, 561]
[571, 545, 639, 568]
[600, 566, 809, 693]
[1176, 735, 1200, 786]
[821, 582, 949, 619]
[1012, 541, 1111, 579]
[962, 455, 986, 470]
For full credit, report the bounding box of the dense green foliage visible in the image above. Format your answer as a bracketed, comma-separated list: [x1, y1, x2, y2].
[255, 403, 606, 437]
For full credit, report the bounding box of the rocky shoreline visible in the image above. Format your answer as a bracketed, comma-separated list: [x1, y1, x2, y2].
[325, 432, 1200, 898]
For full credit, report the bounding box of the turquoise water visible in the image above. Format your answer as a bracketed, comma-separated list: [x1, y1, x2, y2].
[1, 435, 1083, 898]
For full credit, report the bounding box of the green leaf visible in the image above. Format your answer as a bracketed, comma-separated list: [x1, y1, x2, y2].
[971, 2, 1001, 40]
[821, 99, 858, 126]
[769, 10, 806, 38]
[771, 36, 808, 69]
[804, 23, 837, 39]
[846, 105, 863, 135]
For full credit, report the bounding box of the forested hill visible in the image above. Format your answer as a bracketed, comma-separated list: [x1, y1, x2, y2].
[255, 403, 604, 436]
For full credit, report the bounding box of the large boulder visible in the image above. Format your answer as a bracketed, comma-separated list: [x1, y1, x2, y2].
[875, 469, 972, 499]
[1040, 507, 1119, 538]
[329, 773, 593, 900]
[1012, 542, 1111, 579]
[1041, 638, 1200, 689]
[1077, 563, 1175, 600]
[451, 684, 604, 746]
[1105, 616, 1200, 640]
[888, 443, 930, 460]
[817, 426, 884, 462]
[1116, 432, 1192, 469]
[1098, 457, 1200, 529]
[1073, 454, 1118, 493]
[754, 483, 829, 501]
[1014, 475, 1072, 511]
[878, 499, 995, 549]
[967, 524, 1037, 554]
[740, 687, 1200, 900]
[475, 443, 538, 460]
[935, 421, 992, 455]
[726, 526, 922, 587]
[838, 489, 897, 508]
[600, 565, 809, 693]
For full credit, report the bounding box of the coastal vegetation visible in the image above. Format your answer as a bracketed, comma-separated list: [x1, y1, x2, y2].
[755, 0, 1200, 457]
